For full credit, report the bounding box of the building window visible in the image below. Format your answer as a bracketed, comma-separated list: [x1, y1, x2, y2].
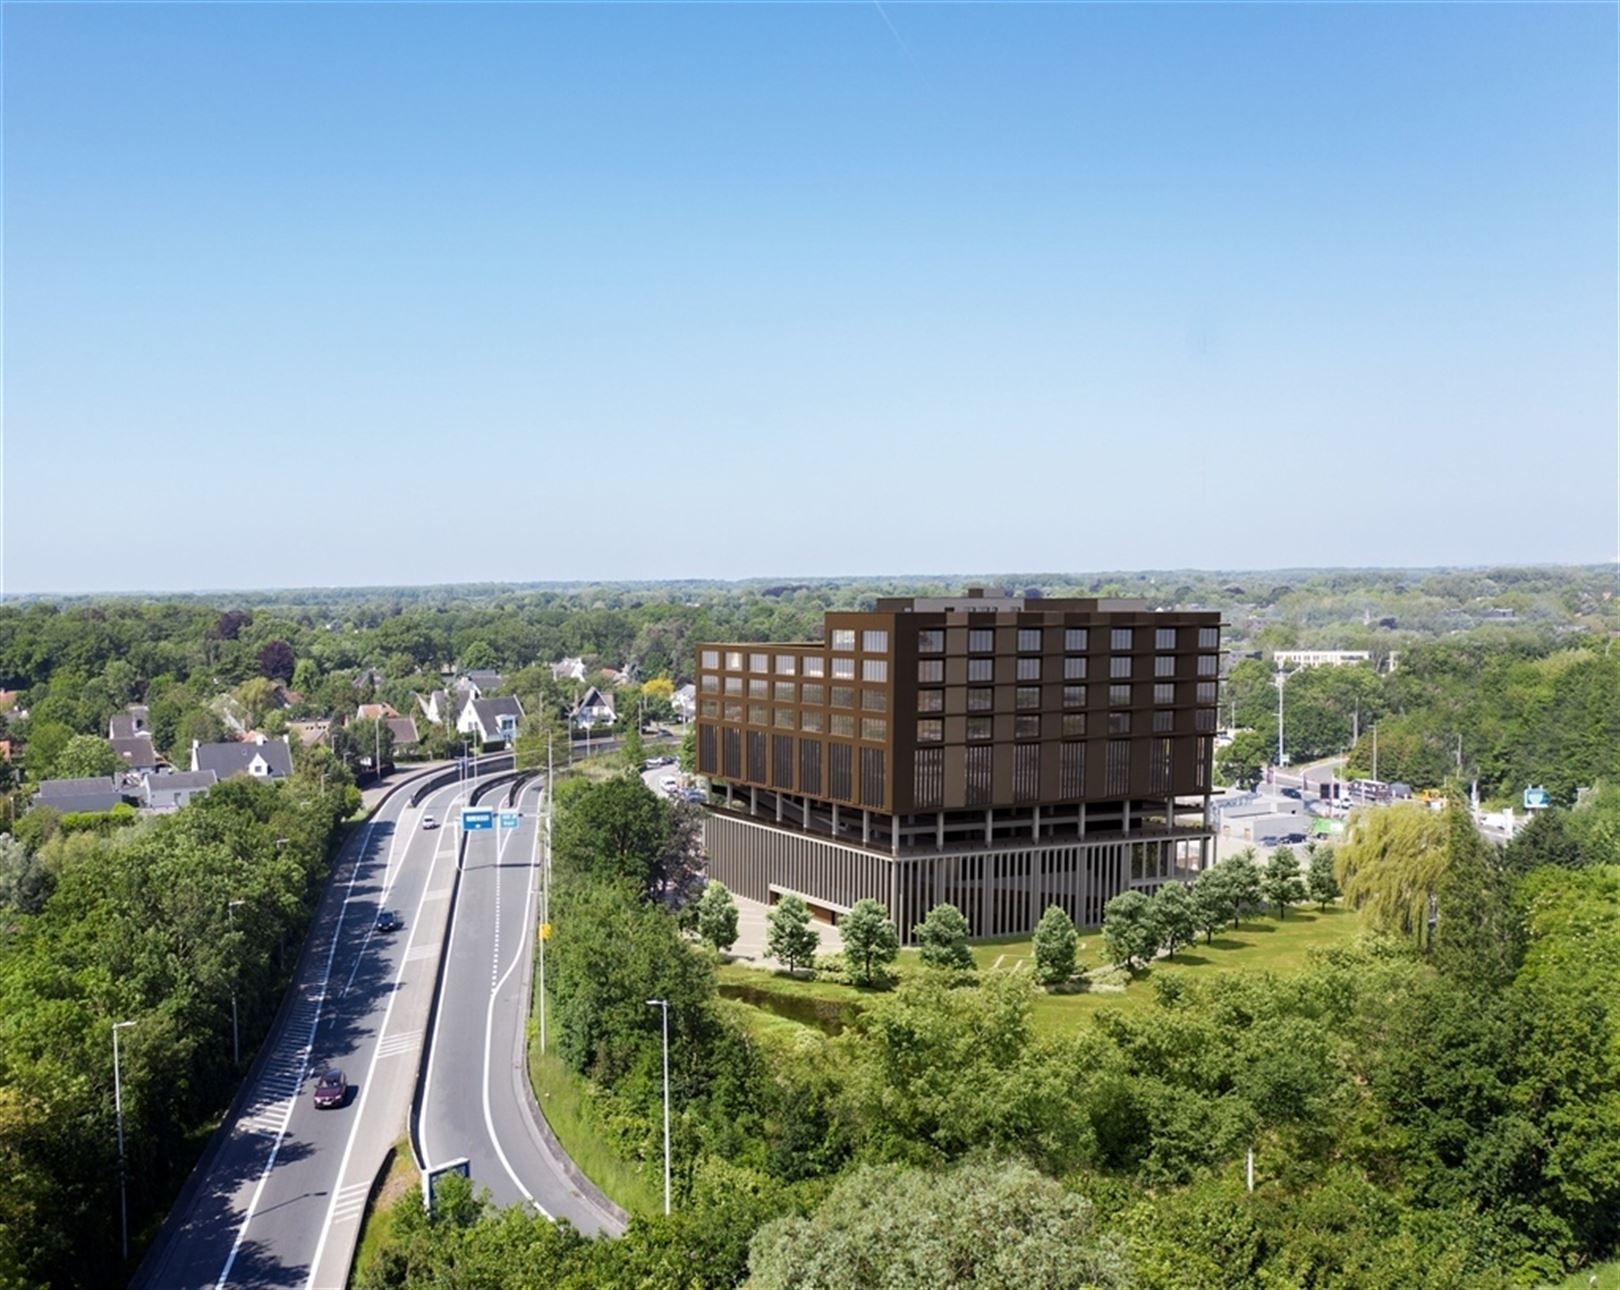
[775, 707, 796, 730]
[862, 630, 889, 653]
[749, 678, 768, 699]
[1106, 740, 1130, 796]
[968, 687, 994, 711]
[830, 713, 855, 738]
[860, 717, 887, 742]
[801, 708, 824, 733]
[918, 629, 944, 653]
[723, 728, 742, 778]
[802, 656, 825, 678]
[1016, 686, 1041, 710]
[773, 734, 794, 788]
[1111, 628, 1134, 651]
[1061, 741, 1085, 797]
[1065, 628, 1089, 651]
[775, 654, 797, 675]
[861, 688, 887, 712]
[860, 747, 886, 806]
[774, 681, 795, 702]
[1197, 681, 1217, 704]
[1195, 708, 1215, 732]
[829, 742, 853, 800]
[1199, 627, 1219, 650]
[969, 628, 994, 652]
[799, 739, 822, 795]
[832, 657, 856, 679]
[918, 689, 943, 713]
[1153, 710, 1173, 733]
[725, 651, 743, 671]
[748, 730, 767, 781]
[701, 650, 719, 669]
[1155, 655, 1175, 678]
[700, 699, 719, 718]
[725, 675, 743, 696]
[1016, 657, 1041, 681]
[801, 682, 824, 706]
[1064, 656, 1087, 680]
[751, 652, 768, 673]
[1149, 738, 1173, 793]
[831, 686, 855, 708]
[1198, 654, 1218, 676]
[749, 704, 768, 726]
[1017, 628, 1042, 652]
[968, 658, 994, 683]
[916, 718, 943, 743]
[724, 702, 743, 722]
[1109, 711, 1131, 734]
[1062, 713, 1087, 738]
[1016, 714, 1041, 739]
[965, 746, 993, 805]
[914, 747, 943, 807]
[701, 673, 720, 693]
[832, 629, 856, 651]
[1154, 683, 1175, 705]
[1014, 744, 1040, 801]
[918, 659, 944, 683]
[1063, 684, 1087, 709]
[967, 717, 993, 741]
[1110, 655, 1132, 679]
[862, 659, 888, 683]
[1156, 628, 1177, 650]
[698, 724, 717, 774]
[1109, 684, 1132, 705]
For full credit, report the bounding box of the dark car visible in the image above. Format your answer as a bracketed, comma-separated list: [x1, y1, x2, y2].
[1282, 832, 1308, 845]
[376, 909, 401, 933]
[1280, 787, 1302, 800]
[313, 1068, 348, 1109]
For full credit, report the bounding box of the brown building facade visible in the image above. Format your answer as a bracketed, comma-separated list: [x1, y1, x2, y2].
[695, 590, 1220, 940]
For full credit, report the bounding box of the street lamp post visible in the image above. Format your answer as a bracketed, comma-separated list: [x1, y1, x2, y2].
[227, 900, 245, 1066]
[112, 1019, 137, 1261]
[1273, 667, 1298, 769]
[646, 998, 671, 1215]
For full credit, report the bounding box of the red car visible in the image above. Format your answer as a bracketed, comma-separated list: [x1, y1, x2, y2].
[313, 1068, 348, 1109]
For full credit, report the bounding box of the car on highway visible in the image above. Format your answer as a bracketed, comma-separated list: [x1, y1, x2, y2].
[376, 909, 401, 933]
[421, 814, 437, 830]
[313, 1068, 348, 1110]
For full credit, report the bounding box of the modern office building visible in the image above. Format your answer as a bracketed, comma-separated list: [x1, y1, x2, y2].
[694, 590, 1221, 941]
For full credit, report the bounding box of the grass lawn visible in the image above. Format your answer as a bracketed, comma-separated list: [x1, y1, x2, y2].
[527, 1047, 663, 1218]
[350, 1137, 418, 1283]
[1549, 1259, 1620, 1289]
[721, 903, 1363, 1033]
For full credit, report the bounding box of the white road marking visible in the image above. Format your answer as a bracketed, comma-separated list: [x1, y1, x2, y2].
[338, 806, 418, 1001]
[405, 942, 441, 963]
[303, 782, 466, 1290]
[416, 791, 470, 1174]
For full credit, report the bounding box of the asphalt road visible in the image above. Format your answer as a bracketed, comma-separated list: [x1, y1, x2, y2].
[417, 776, 623, 1234]
[135, 769, 498, 1290]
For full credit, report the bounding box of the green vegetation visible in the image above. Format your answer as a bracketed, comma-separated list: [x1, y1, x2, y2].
[527, 1049, 664, 1218]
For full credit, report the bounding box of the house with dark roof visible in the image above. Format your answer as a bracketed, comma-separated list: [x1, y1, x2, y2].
[456, 696, 524, 747]
[108, 705, 151, 741]
[110, 733, 161, 773]
[454, 671, 504, 700]
[33, 775, 139, 814]
[571, 686, 616, 730]
[385, 716, 420, 750]
[191, 734, 294, 781]
[418, 690, 455, 725]
[142, 770, 218, 812]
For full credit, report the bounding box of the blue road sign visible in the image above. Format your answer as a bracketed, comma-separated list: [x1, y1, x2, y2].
[461, 809, 495, 831]
[500, 811, 520, 828]
[1523, 787, 1551, 810]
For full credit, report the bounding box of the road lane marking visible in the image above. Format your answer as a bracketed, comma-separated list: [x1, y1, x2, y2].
[305, 781, 468, 1290]
[337, 804, 419, 1001]
[405, 942, 441, 962]
[416, 790, 470, 1174]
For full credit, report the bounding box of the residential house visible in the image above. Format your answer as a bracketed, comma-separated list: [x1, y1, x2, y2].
[571, 686, 616, 730]
[142, 770, 217, 812]
[110, 733, 161, 773]
[457, 696, 524, 747]
[671, 683, 697, 723]
[192, 733, 294, 781]
[356, 702, 401, 721]
[551, 657, 588, 684]
[385, 716, 420, 750]
[454, 670, 505, 700]
[418, 690, 455, 725]
[108, 705, 151, 740]
[288, 719, 332, 748]
[33, 775, 139, 814]
[353, 668, 386, 692]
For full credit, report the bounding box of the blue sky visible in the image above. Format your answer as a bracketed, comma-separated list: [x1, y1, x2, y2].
[4, 2, 1615, 594]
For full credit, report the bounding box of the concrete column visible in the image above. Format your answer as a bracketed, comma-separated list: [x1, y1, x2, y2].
[804, 796, 811, 831]
[1079, 801, 1087, 837]
[985, 808, 993, 844]
[936, 811, 944, 850]
[1033, 804, 1041, 841]
[832, 802, 840, 837]
[776, 793, 783, 823]
[892, 815, 901, 858]
[1122, 798, 1131, 836]
[725, 782, 733, 806]
[750, 785, 758, 817]
[862, 809, 870, 847]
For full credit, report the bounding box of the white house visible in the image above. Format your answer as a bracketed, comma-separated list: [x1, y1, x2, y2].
[192, 733, 293, 781]
[457, 696, 524, 747]
[671, 683, 697, 723]
[571, 686, 616, 730]
[551, 657, 588, 684]
[1272, 650, 1372, 669]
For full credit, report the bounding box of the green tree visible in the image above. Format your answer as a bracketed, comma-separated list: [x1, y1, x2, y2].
[694, 881, 739, 953]
[53, 734, 123, 779]
[1150, 882, 1197, 957]
[1219, 848, 1264, 925]
[1032, 903, 1078, 985]
[1432, 801, 1520, 988]
[1334, 802, 1450, 947]
[1102, 890, 1161, 970]
[766, 894, 819, 974]
[839, 899, 899, 986]
[913, 902, 974, 972]
[678, 722, 697, 775]
[22, 720, 73, 780]
[551, 775, 693, 900]
[1306, 842, 1340, 909]
[1503, 807, 1585, 872]
[1262, 845, 1305, 919]
[1215, 729, 1271, 790]
[0, 834, 53, 914]
[1190, 868, 1235, 943]
[621, 725, 646, 774]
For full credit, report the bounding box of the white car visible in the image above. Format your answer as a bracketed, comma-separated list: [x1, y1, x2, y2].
[660, 776, 680, 793]
[421, 814, 437, 830]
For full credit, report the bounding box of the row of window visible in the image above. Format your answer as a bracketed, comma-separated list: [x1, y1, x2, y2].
[701, 676, 1220, 710]
[697, 701, 1217, 740]
[922, 626, 1215, 653]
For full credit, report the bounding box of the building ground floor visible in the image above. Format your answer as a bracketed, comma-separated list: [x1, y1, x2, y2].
[702, 792, 1214, 943]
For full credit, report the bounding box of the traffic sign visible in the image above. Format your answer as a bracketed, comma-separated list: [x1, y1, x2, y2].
[500, 811, 520, 828]
[1523, 786, 1551, 810]
[461, 809, 494, 831]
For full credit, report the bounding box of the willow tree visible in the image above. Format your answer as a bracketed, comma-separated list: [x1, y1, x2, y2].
[1333, 803, 1450, 948]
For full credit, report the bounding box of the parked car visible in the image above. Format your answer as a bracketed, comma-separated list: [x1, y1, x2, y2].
[1280, 787, 1302, 800]
[313, 1068, 348, 1109]
[376, 909, 401, 933]
[421, 814, 437, 830]
[644, 758, 663, 771]
[660, 776, 680, 793]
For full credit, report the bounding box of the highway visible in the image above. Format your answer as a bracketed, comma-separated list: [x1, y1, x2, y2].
[416, 774, 624, 1233]
[135, 764, 509, 1290]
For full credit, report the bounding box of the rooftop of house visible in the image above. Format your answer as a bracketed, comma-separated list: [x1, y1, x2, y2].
[192, 735, 294, 780]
